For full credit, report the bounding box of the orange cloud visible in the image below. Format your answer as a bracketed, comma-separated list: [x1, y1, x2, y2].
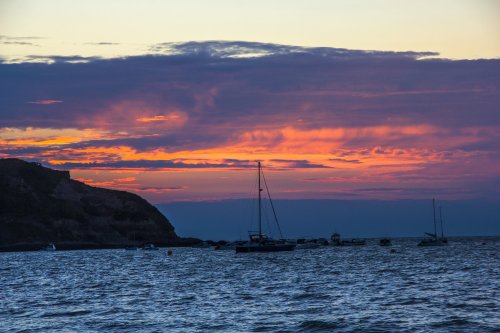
[30, 123, 477, 172]
[77, 100, 188, 131]
[114, 177, 136, 182]
[136, 115, 180, 122]
[0, 127, 111, 147]
[3, 121, 498, 202]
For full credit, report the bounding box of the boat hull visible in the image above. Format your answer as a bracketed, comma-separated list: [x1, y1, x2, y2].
[296, 243, 321, 250]
[379, 239, 392, 246]
[235, 244, 296, 253]
[331, 240, 366, 246]
[418, 239, 448, 246]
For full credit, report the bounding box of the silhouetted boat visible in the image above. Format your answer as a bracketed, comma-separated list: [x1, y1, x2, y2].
[213, 241, 246, 250]
[330, 232, 366, 246]
[192, 241, 212, 248]
[418, 199, 448, 246]
[235, 162, 295, 253]
[379, 238, 392, 246]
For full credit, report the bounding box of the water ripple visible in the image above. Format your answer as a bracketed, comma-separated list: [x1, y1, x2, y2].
[0, 237, 499, 332]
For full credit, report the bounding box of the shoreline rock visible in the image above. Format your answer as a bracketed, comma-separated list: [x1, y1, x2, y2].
[0, 158, 200, 252]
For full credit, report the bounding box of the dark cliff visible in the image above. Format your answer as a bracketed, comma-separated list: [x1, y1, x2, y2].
[0, 158, 182, 251]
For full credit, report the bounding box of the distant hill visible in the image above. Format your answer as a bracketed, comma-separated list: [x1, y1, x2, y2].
[0, 158, 189, 251]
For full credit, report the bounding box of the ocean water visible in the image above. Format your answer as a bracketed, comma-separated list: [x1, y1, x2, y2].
[1, 238, 499, 333]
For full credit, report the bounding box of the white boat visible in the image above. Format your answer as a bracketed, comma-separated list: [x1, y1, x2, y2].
[418, 199, 448, 246]
[44, 243, 56, 251]
[235, 162, 295, 253]
[142, 243, 160, 250]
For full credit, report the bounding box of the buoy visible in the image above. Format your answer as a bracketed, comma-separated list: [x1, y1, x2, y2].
[167, 249, 173, 256]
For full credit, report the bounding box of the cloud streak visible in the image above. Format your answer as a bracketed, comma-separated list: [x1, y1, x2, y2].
[27, 100, 63, 105]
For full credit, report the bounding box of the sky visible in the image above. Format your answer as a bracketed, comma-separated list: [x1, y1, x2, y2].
[159, 199, 500, 239]
[1, 1, 499, 209]
[1, 0, 500, 60]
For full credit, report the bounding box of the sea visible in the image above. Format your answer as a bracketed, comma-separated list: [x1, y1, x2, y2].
[1, 237, 499, 333]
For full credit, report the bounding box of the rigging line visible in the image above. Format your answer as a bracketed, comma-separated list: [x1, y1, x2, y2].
[439, 206, 444, 238]
[263, 199, 273, 237]
[261, 167, 284, 239]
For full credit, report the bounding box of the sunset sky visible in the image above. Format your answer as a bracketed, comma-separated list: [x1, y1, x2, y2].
[1, 0, 499, 205]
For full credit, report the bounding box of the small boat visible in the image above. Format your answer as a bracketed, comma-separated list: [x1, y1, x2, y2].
[236, 235, 295, 253]
[379, 238, 392, 246]
[213, 242, 238, 250]
[418, 199, 448, 247]
[296, 243, 321, 250]
[213, 241, 250, 250]
[44, 243, 56, 251]
[192, 241, 212, 248]
[235, 162, 295, 253]
[295, 239, 321, 249]
[340, 239, 366, 246]
[142, 243, 160, 250]
[330, 232, 366, 246]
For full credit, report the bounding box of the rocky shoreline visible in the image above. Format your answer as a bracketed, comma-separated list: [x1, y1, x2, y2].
[0, 158, 200, 252]
[0, 238, 202, 252]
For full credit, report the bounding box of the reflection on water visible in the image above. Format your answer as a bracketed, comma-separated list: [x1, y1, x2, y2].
[1, 238, 499, 332]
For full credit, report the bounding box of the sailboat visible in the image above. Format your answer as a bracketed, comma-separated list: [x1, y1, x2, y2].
[418, 198, 448, 246]
[235, 162, 296, 253]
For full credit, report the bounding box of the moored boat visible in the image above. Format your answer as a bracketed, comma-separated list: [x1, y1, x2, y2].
[235, 162, 295, 253]
[418, 199, 448, 246]
[330, 232, 366, 246]
[213, 241, 245, 250]
[295, 238, 321, 249]
[379, 238, 392, 246]
[143, 243, 159, 250]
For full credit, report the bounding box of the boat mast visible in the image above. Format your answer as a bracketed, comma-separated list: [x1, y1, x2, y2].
[439, 206, 444, 239]
[258, 161, 262, 239]
[432, 198, 437, 239]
